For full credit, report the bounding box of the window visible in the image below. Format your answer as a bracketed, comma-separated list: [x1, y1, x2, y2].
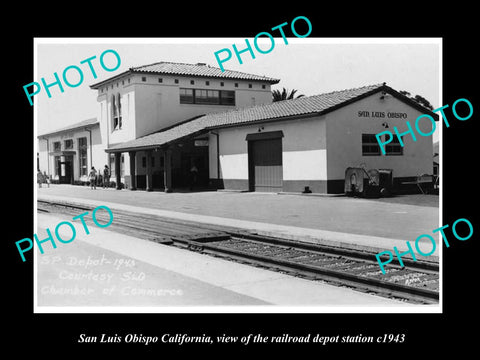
[234, 83, 238, 87]
[262, 84, 266, 89]
[248, 84, 252, 88]
[53, 141, 61, 152]
[385, 137, 403, 155]
[117, 93, 122, 129]
[174, 79, 179, 84]
[190, 80, 195, 85]
[112, 95, 117, 130]
[179, 88, 194, 104]
[78, 137, 87, 176]
[54, 156, 60, 176]
[151, 156, 155, 167]
[196, 89, 220, 104]
[220, 90, 235, 105]
[64, 139, 73, 149]
[205, 81, 210, 86]
[142, 76, 146, 82]
[362, 134, 381, 156]
[112, 93, 122, 130]
[179, 88, 235, 106]
[142, 156, 146, 168]
[158, 78, 163, 83]
[220, 82, 224, 87]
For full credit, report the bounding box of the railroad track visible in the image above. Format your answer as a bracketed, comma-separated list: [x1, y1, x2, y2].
[37, 199, 440, 304]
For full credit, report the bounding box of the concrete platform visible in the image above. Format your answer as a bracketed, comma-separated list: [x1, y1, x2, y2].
[37, 185, 441, 259]
[35, 213, 425, 312]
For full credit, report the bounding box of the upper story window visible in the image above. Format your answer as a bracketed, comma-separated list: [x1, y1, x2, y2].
[196, 89, 219, 104]
[179, 88, 235, 106]
[64, 139, 73, 149]
[112, 93, 122, 131]
[53, 141, 61, 152]
[179, 88, 194, 104]
[220, 90, 235, 105]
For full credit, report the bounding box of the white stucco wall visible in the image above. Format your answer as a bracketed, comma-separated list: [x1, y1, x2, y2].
[209, 115, 327, 181]
[97, 82, 136, 147]
[325, 93, 434, 180]
[132, 74, 273, 138]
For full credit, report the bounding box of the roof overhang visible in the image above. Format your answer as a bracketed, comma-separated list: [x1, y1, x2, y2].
[38, 121, 99, 139]
[104, 129, 209, 153]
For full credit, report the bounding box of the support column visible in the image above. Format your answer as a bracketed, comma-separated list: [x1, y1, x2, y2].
[114, 152, 121, 190]
[164, 148, 172, 193]
[145, 149, 153, 192]
[128, 151, 136, 190]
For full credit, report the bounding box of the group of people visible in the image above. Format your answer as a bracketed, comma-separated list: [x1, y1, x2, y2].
[38, 163, 200, 190]
[88, 165, 111, 189]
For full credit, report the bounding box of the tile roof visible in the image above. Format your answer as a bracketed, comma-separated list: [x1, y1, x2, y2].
[90, 61, 280, 89]
[107, 83, 387, 152]
[38, 118, 98, 138]
[131, 62, 280, 83]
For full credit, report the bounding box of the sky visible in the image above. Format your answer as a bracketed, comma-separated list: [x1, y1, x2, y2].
[35, 38, 441, 142]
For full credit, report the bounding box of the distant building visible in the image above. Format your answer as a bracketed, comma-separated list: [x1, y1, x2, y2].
[37, 118, 101, 184]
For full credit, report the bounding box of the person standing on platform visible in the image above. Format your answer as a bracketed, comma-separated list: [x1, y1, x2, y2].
[103, 165, 110, 189]
[89, 166, 97, 189]
[43, 171, 50, 188]
[189, 164, 198, 190]
[37, 170, 44, 188]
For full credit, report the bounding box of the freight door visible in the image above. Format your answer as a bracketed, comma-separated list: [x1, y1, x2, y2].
[248, 138, 283, 192]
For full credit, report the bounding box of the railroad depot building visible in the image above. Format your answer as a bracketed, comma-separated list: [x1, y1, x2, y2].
[37, 61, 436, 194]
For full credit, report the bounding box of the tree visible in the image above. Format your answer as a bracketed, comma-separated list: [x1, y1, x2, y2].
[399, 90, 434, 110]
[272, 88, 305, 102]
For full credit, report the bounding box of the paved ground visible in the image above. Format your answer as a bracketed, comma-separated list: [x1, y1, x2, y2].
[37, 185, 439, 242]
[36, 212, 414, 310]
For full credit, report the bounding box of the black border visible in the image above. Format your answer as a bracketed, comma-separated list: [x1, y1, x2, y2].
[7, 5, 478, 355]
